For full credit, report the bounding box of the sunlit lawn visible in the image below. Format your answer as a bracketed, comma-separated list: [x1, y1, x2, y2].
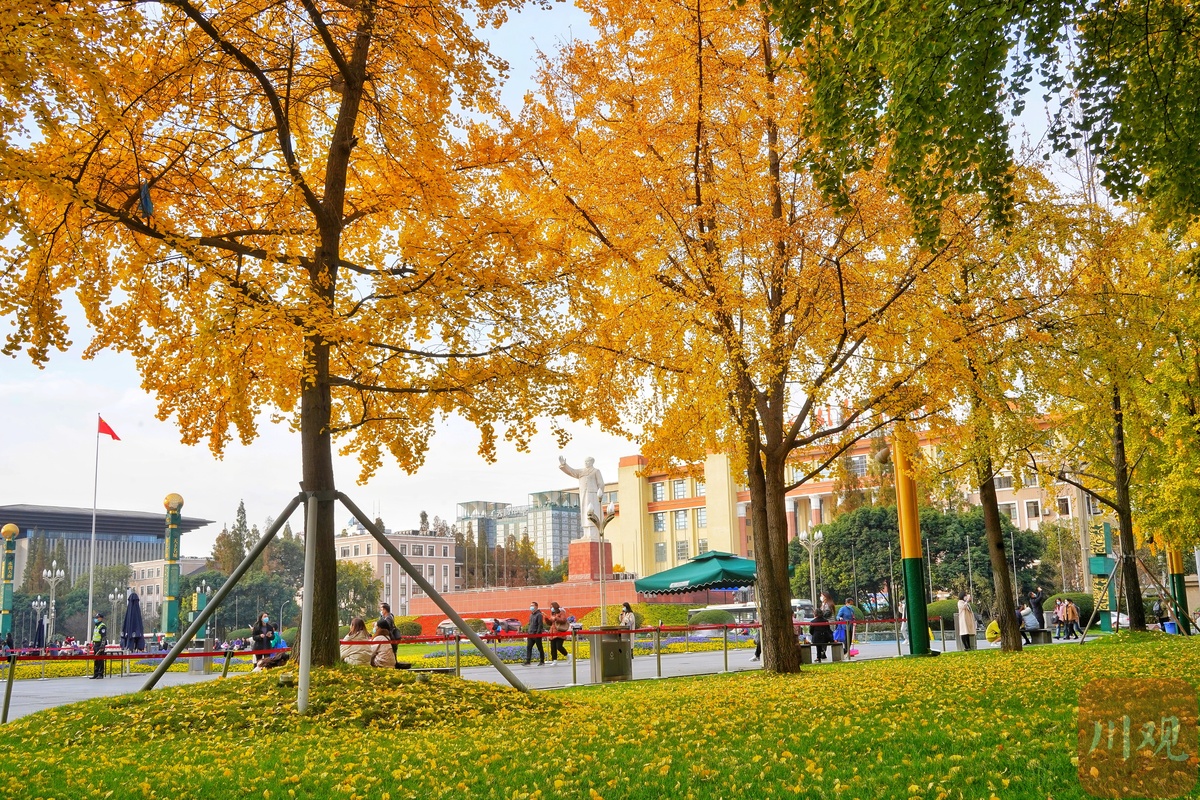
[0, 632, 1196, 799]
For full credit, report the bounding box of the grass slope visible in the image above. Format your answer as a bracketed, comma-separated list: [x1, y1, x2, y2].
[0, 633, 1196, 799]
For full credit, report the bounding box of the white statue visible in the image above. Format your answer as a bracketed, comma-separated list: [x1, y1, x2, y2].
[559, 456, 605, 541]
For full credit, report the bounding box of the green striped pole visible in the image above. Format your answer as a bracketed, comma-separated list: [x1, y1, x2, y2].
[1167, 549, 1191, 635]
[163, 494, 184, 643]
[894, 438, 931, 655]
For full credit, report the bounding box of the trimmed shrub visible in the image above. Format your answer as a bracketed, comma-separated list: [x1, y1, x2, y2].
[1043, 593, 1095, 628]
[394, 621, 422, 637]
[687, 610, 736, 626]
[578, 603, 701, 628]
[463, 618, 487, 633]
[927, 599, 959, 624]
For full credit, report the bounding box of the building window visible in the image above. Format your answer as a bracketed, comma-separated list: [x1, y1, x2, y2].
[651, 482, 666, 501]
[698, 538, 709, 554]
[676, 540, 689, 560]
[399, 544, 407, 555]
[366, 544, 371, 555]
[442, 546, 449, 557]
[353, 545, 360, 556]
[998, 503, 1017, 521]
[443, 582, 449, 593]
[696, 508, 707, 528]
[994, 474, 1014, 491]
[654, 542, 667, 562]
[674, 510, 688, 530]
[847, 455, 868, 478]
[427, 565, 435, 578]
[340, 547, 350, 558]
[1057, 497, 1071, 516]
[653, 513, 666, 532]
[455, 565, 461, 578]
[413, 545, 424, 557]
[1024, 471, 1040, 487]
[385, 563, 391, 577]
[696, 482, 706, 497]
[1026, 500, 1041, 519]
[443, 565, 449, 579]
[1087, 494, 1101, 515]
[673, 479, 686, 500]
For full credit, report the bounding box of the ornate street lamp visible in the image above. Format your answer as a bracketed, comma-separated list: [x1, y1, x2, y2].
[0, 524, 17, 641]
[31, 596, 47, 646]
[42, 560, 65, 644]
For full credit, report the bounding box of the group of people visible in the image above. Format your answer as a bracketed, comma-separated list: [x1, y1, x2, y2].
[979, 589, 1081, 645]
[773, 592, 856, 663]
[340, 602, 403, 669]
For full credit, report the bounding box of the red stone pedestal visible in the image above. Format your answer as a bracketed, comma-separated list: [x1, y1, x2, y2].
[568, 539, 612, 582]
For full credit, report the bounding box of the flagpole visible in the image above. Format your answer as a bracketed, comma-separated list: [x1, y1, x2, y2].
[86, 414, 100, 643]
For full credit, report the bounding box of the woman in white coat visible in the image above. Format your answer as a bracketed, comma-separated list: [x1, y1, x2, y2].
[956, 594, 976, 651]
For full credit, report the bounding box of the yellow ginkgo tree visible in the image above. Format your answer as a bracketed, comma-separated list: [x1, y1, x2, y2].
[0, 0, 566, 665]
[514, 0, 976, 671]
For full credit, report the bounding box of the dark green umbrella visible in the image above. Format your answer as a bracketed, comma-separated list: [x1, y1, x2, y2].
[634, 551, 758, 595]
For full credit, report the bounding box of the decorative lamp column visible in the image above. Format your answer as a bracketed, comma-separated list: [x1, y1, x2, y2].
[194, 580, 210, 640]
[1167, 548, 1191, 634]
[890, 436, 931, 656]
[1088, 521, 1115, 633]
[0, 524, 17, 638]
[163, 493, 184, 641]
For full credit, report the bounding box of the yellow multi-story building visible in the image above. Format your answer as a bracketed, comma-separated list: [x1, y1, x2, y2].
[601, 444, 1097, 585]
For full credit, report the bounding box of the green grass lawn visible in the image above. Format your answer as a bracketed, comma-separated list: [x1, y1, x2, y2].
[0, 632, 1197, 799]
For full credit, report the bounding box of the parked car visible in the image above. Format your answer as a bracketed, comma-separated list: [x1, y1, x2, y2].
[435, 620, 468, 638]
[481, 617, 522, 633]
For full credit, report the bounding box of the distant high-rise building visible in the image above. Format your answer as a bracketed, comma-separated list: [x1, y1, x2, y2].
[456, 490, 582, 568]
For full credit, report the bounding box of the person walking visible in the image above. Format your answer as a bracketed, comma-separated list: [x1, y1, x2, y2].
[1064, 599, 1080, 639]
[956, 594, 976, 651]
[88, 612, 106, 679]
[524, 602, 545, 666]
[546, 602, 571, 663]
[836, 599, 856, 659]
[1052, 598, 1065, 639]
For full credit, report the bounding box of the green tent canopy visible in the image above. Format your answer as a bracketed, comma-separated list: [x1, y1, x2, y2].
[633, 550, 758, 595]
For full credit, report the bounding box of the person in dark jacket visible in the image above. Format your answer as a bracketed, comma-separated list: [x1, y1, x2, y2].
[524, 603, 545, 665]
[1028, 587, 1047, 630]
[251, 613, 275, 664]
[810, 608, 835, 661]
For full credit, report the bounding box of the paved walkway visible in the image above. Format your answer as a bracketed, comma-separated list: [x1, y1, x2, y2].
[3, 670, 223, 721]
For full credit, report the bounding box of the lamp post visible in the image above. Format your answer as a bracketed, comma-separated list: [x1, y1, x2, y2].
[794, 530, 823, 603]
[0, 523, 17, 640]
[587, 504, 617, 625]
[31, 597, 47, 646]
[195, 580, 211, 640]
[42, 560, 65, 644]
[108, 590, 122, 644]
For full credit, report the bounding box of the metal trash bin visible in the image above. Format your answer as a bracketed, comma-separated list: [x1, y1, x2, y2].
[590, 627, 632, 683]
[188, 645, 213, 674]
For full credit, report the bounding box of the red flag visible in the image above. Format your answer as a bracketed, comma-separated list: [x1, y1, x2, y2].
[97, 417, 120, 441]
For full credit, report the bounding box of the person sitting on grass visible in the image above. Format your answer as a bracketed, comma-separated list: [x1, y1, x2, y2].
[985, 619, 1001, 646]
[370, 620, 397, 669]
[340, 617, 374, 666]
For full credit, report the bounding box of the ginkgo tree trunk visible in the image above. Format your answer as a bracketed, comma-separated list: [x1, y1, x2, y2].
[515, 0, 965, 672]
[0, 0, 564, 665]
